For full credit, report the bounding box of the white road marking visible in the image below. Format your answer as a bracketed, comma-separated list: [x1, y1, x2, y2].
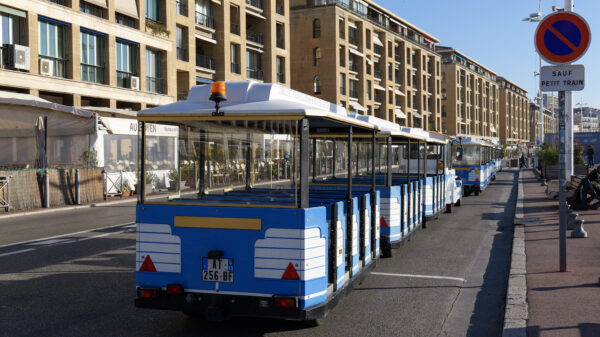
[29, 239, 73, 246]
[371, 272, 466, 282]
[0, 248, 36, 257]
[0, 222, 135, 249]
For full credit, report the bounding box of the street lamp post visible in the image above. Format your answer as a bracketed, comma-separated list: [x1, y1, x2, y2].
[523, 0, 544, 146]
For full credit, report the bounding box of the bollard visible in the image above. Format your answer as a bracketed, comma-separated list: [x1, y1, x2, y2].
[567, 211, 577, 230]
[571, 219, 588, 238]
[75, 169, 80, 205]
[44, 169, 50, 208]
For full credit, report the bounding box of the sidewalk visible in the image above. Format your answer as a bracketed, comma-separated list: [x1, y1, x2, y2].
[520, 169, 600, 337]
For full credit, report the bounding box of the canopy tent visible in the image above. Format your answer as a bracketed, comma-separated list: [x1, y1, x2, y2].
[0, 91, 95, 167]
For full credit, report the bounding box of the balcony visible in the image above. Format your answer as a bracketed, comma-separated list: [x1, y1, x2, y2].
[246, 0, 263, 9]
[146, 76, 165, 94]
[195, 12, 215, 29]
[374, 70, 382, 79]
[196, 55, 215, 70]
[247, 68, 263, 80]
[230, 23, 240, 35]
[246, 30, 263, 45]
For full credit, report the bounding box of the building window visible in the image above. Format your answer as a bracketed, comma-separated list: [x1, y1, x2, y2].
[1, 10, 24, 45]
[313, 19, 320, 38]
[38, 18, 68, 78]
[349, 79, 357, 99]
[348, 26, 357, 45]
[80, 29, 105, 84]
[276, 22, 285, 49]
[365, 30, 371, 49]
[313, 47, 321, 66]
[339, 73, 346, 95]
[115, 13, 137, 28]
[176, 25, 187, 61]
[195, 0, 214, 28]
[246, 50, 262, 80]
[339, 46, 345, 67]
[176, 0, 187, 16]
[145, 0, 159, 22]
[366, 80, 371, 100]
[313, 75, 321, 94]
[230, 43, 240, 74]
[276, 56, 285, 83]
[339, 18, 345, 39]
[80, 1, 104, 19]
[116, 39, 138, 88]
[146, 48, 163, 93]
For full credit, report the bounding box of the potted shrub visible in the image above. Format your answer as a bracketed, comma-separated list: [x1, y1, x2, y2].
[145, 172, 154, 193]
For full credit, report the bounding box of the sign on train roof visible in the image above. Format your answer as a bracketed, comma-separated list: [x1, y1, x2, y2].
[453, 136, 488, 146]
[139, 82, 377, 130]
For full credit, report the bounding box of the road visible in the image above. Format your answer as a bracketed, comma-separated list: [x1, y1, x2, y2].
[0, 169, 518, 337]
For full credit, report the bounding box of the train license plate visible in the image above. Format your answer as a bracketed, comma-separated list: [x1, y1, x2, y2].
[202, 257, 234, 283]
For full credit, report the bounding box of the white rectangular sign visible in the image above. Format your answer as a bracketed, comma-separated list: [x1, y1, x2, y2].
[540, 64, 585, 91]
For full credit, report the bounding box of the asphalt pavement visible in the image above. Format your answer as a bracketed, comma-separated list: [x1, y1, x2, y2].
[0, 169, 518, 337]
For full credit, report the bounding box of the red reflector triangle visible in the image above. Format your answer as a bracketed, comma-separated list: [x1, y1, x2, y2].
[281, 262, 300, 280]
[380, 216, 389, 227]
[139, 255, 157, 272]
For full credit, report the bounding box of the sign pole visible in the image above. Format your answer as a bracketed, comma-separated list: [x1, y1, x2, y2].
[558, 91, 567, 272]
[565, 0, 574, 177]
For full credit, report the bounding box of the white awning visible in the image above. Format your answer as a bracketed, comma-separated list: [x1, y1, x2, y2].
[0, 5, 26, 17]
[374, 84, 385, 91]
[490, 125, 497, 132]
[348, 21, 357, 29]
[412, 111, 422, 118]
[458, 121, 467, 125]
[365, 58, 373, 65]
[395, 108, 406, 119]
[246, 9, 267, 20]
[115, 0, 139, 18]
[85, 0, 107, 8]
[196, 34, 217, 44]
[388, 86, 394, 91]
[395, 89, 405, 96]
[512, 130, 518, 135]
[373, 34, 384, 47]
[349, 100, 366, 112]
[349, 48, 364, 57]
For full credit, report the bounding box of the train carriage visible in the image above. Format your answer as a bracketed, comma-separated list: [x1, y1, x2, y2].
[134, 82, 383, 322]
[452, 136, 495, 196]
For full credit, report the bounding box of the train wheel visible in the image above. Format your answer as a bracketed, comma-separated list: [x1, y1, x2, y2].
[475, 190, 480, 196]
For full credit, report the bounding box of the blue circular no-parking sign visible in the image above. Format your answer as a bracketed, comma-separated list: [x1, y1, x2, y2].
[535, 12, 591, 64]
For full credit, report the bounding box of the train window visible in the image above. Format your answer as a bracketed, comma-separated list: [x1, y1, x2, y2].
[454, 146, 481, 165]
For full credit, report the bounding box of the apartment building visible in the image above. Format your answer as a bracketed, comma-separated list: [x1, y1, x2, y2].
[530, 102, 557, 144]
[289, 0, 442, 131]
[498, 77, 529, 145]
[437, 47, 499, 140]
[0, 0, 289, 110]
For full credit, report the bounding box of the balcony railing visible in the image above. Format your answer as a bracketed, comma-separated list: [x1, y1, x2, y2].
[349, 63, 358, 72]
[195, 12, 215, 29]
[230, 23, 240, 35]
[116, 70, 137, 88]
[146, 76, 165, 94]
[231, 62, 240, 74]
[81, 63, 105, 84]
[176, 0, 186, 16]
[177, 47, 187, 61]
[246, 30, 263, 45]
[247, 68, 263, 80]
[374, 95, 382, 103]
[373, 45, 382, 55]
[395, 55, 402, 63]
[374, 70, 382, 79]
[196, 55, 215, 70]
[246, 0, 263, 9]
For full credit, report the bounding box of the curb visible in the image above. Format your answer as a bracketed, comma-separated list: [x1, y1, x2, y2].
[0, 197, 137, 221]
[503, 170, 528, 337]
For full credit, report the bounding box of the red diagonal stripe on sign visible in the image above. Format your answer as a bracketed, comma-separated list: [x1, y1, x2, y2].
[547, 24, 578, 52]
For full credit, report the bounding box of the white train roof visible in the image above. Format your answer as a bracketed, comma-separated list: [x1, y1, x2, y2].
[138, 82, 376, 130]
[452, 136, 493, 146]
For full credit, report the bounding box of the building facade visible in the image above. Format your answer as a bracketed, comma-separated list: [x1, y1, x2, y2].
[498, 77, 529, 145]
[529, 102, 556, 145]
[0, 0, 289, 110]
[289, 0, 442, 131]
[437, 47, 499, 139]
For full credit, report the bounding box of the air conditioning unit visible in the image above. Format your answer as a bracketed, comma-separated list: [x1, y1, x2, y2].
[5, 44, 30, 71]
[130, 76, 140, 90]
[39, 58, 53, 76]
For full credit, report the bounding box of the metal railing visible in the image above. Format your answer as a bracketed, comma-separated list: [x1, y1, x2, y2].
[247, 68, 263, 80]
[176, 0, 187, 16]
[349, 62, 358, 72]
[146, 76, 165, 94]
[375, 95, 382, 103]
[230, 23, 240, 35]
[246, 30, 263, 45]
[374, 69, 382, 79]
[196, 55, 215, 70]
[246, 0, 263, 9]
[81, 63, 105, 84]
[195, 12, 215, 29]
[177, 47, 187, 61]
[373, 45, 382, 55]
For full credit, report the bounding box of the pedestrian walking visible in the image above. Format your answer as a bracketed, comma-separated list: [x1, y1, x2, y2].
[586, 145, 594, 167]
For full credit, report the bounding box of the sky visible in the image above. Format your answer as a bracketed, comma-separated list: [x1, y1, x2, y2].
[378, 0, 599, 109]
